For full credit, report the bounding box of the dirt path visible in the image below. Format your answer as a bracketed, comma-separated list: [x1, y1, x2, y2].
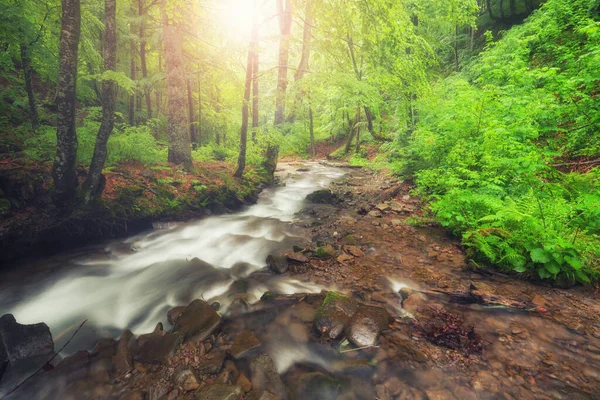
[291, 162, 600, 400]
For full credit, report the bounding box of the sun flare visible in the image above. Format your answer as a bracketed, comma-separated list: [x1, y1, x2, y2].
[216, 0, 257, 41]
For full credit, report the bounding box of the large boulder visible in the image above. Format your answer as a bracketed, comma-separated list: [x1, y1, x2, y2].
[134, 333, 181, 365]
[346, 305, 391, 347]
[172, 299, 221, 342]
[0, 314, 54, 364]
[314, 292, 357, 340]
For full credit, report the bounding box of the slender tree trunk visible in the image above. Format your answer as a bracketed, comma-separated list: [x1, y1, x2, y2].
[235, 7, 258, 178]
[274, 0, 292, 125]
[215, 85, 221, 146]
[161, 0, 192, 168]
[355, 106, 361, 153]
[187, 77, 197, 148]
[20, 44, 38, 131]
[509, 0, 516, 15]
[138, 0, 152, 120]
[251, 45, 259, 142]
[83, 0, 117, 201]
[197, 75, 202, 146]
[288, 0, 312, 122]
[156, 54, 162, 119]
[128, 23, 136, 126]
[454, 25, 460, 71]
[309, 104, 315, 157]
[52, 0, 81, 205]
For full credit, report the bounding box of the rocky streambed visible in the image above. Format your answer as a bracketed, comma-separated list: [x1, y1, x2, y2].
[1, 162, 600, 400]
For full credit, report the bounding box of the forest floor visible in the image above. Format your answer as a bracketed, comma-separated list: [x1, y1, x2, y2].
[289, 161, 600, 399]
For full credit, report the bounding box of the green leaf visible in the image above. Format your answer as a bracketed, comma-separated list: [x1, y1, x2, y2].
[575, 271, 591, 284]
[530, 248, 551, 264]
[564, 256, 583, 270]
[545, 261, 561, 275]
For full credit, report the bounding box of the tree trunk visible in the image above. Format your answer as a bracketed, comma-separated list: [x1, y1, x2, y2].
[187, 77, 197, 148]
[287, 0, 313, 122]
[355, 106, 361, 153]
[83, 0, 117, 201]
[454, 25, 460, 71]
[52, 0, 81, 205]
[161, 0, 192, 168]
[363, 106, 390, 141]
[251, 44, 259, 142]
[139, 0, 152, 120]
[509, 0, 516, 15]
[128, 21, 136, 126]
[20, 44, 38, 131]
[235, 8, 258, 178]
[309, 103, 315, 157]
[274, 0, 292, 126]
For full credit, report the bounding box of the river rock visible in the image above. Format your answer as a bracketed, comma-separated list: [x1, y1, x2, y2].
[314, 292, 358, 340]
[286, 252, 309, 263]
[173, 299, 221, 342]
[135, 333, 181, 365]
[266, 255, 289, 274]
[346, 304, 391, 347]
[0, 314, 54, 363]
[344, 246, 364, 257]
[376, 203, 390, 211]
[315, 244, 335, 258]
[251, 353, 289, 400]
[173, 367, 200, 391]
[197, 384, 243, 400]
[294, 372, 340, 400]
[312, 231, 334, 246]
[113, 329, 134, 376]
[368, 210, 382, 218]
[236, 373, 252, 392]
[167, 306, 186, 325]
[331, 359, 373, 376]
[306, 189, 339, 204]
[50, 350, 91, 383]
[231, 330, 261, 359]
[246, 391, 279, 400]
[197, 349, 226, 375]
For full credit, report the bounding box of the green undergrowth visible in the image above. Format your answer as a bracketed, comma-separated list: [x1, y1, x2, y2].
[387, 0, 600, 284]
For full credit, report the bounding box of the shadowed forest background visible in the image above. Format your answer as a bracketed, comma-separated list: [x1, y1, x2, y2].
[0, 0, 599, 284]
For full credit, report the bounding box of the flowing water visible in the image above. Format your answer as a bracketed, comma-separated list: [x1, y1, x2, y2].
[0, 162, 344, 354]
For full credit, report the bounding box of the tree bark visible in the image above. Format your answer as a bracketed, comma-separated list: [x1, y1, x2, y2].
[20, 44, 38, 131]
[187, 77, 196, 148]
[161, 0, 192, 168]
[251, 43, 259, 142]
[52, 0, 81, 205]
[235, 9, 258, 178]
[128, 18, 136, 126]
[309, 103, 315, 157]
[274, 0, 292, 126]
[355, 106, 361, 153]
[83, 0, 117, 201]
[139, 0, 152, 120]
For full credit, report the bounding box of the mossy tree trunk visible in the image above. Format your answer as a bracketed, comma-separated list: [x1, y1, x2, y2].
[52, 0, 81, 205]
[83, 0, 117, 202]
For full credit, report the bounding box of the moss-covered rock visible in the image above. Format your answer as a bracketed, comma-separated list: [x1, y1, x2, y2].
[314, 291, 357, 340]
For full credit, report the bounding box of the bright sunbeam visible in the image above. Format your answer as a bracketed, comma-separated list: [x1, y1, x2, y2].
[216, 0, 256, 42]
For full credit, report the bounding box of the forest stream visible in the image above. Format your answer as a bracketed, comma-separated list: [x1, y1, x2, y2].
[1, 163, 599, 400]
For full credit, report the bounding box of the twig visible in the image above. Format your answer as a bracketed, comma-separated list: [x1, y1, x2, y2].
[552, 159, 600, 167]
[339, 344, 379, 353]
[0, 319, 88, 400]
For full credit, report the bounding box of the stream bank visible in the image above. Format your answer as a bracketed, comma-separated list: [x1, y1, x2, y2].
[0, 156, 269, 264]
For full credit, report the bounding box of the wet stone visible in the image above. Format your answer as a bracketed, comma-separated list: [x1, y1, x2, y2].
[135, 333, 181, 365]
[246, 390, 279, 400]
[120, 390, 145, 400]
[237, 372, 252, 392]
[173, 367, 200, 391]
[251, 353, 289, 400]
[306, 189, 339, 205]
[314, 292, 358, 340]
[0, 314, 54, 363]
[294, 372, 340, 400]
[231, 330, 261, 359]
[148, 385, 169, 400]
[287, 252, 309, 263]
[198, 349, 226, 375]
[368, 210, 382, 218]
[315, 244, 336, 258]
[167, 306, 186, 325]
[173, 299, 221, 342]
[267, 255, 289, 274]
[346, 304, 391, 347]
[113, 329, 134, 377]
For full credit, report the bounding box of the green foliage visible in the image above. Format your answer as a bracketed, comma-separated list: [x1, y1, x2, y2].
[392, 0, 600, 283]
